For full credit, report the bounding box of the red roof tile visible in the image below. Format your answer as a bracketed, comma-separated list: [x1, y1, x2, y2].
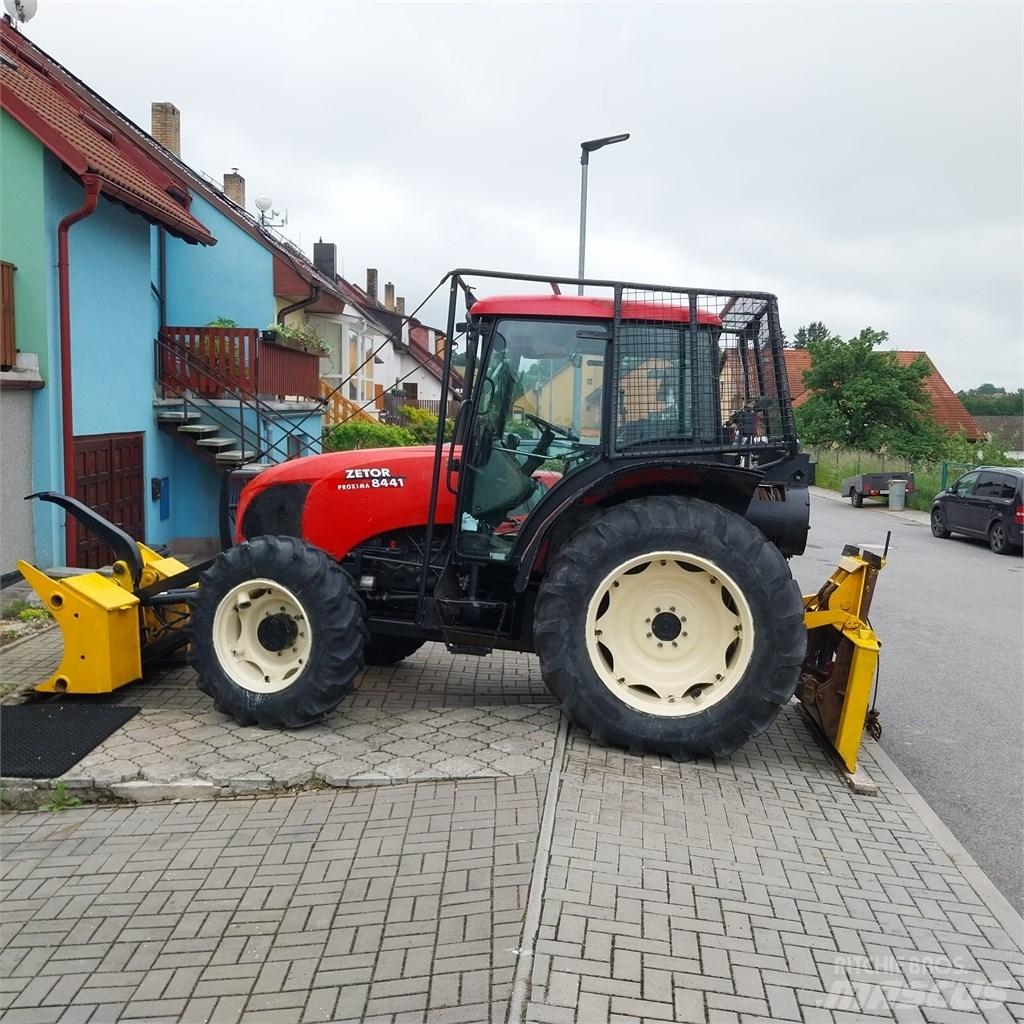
[1, 23, 213, 245]
[782, 348, 984, 440]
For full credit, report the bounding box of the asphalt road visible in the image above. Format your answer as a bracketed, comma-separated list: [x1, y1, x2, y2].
[790, 488, 1024, 913]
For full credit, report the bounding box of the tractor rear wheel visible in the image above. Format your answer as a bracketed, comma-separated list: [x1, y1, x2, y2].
[190, 535, 366, 727]
[533, 496, 806, 760]
[364, 635, 424, 666]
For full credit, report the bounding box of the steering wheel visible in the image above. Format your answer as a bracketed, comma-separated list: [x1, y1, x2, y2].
[524, 412, 580, 442]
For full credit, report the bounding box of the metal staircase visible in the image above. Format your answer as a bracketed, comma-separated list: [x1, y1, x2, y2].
[154, 329, 322, 471]
[154, 398, 266, 466]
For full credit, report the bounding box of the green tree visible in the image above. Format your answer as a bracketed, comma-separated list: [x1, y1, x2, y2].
[956, 387, 1023, 416]
[790, 321, 836, 349]
[795, 328, 948, 459]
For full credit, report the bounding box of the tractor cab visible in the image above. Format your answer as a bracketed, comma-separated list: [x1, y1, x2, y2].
[455, 293, 737, 560]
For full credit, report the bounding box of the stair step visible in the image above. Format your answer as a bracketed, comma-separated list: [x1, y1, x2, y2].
[216, 450, 259, 463]
[178, 424, 220, 435]
[153, 398, 183, 407]
[196, 437, 236, 449]
[158, 411, 201, 422]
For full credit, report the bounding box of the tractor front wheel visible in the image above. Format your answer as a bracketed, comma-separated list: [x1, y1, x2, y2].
[190, 535, 367, 727]
[534, 497, 806, 760]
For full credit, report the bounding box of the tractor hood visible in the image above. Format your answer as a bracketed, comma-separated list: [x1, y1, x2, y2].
[236, 446, 459, 560]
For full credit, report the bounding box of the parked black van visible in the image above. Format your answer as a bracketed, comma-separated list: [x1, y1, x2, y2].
[931, 467, 1024, 554]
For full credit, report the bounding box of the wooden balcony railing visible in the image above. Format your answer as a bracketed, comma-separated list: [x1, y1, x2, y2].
[159, 327, 320, 400]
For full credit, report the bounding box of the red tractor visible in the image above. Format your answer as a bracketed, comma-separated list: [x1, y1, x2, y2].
[183, 270, 814, 759]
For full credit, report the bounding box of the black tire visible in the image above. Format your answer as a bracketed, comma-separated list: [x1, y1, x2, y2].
[189, 535, 367, 727]
[850, 489, 863, 508]
[988, 521, 1016, 555]
[533, 496, 806, 760]
[364, 635, 425, 666]
[931, 507, 951, 539]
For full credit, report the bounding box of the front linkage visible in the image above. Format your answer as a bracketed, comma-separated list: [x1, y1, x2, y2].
[17, 493, 203, 694]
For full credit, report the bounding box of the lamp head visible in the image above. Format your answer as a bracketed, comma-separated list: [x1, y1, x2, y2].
[580, 133, 630, 163]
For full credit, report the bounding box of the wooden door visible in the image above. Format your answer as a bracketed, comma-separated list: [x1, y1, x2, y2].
[72, 433, 145, 568]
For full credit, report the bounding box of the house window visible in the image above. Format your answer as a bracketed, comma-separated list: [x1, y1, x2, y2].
[1, 261, 16, 371]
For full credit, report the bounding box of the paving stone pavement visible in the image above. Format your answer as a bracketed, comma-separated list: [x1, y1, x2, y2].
[2, 632, 1023, 1022]
[0, 637, 557, 800]
[0, 776, 543, 1024]
[524, 711, 1024, 1024]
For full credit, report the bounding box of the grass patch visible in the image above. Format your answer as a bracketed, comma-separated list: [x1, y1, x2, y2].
[40, 782, 82, 812]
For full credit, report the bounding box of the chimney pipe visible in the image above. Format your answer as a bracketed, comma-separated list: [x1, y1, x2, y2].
[384, 282, 395, 311]
[223, 168, 245, 208]
[151, 102, 181, 157]
[396, 297, 405, 315]
[366, 268, 378, 301]
[313, 240, 337, 280]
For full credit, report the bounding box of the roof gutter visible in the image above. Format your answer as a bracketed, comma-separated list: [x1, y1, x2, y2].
[58, 173, 101, 563]
[277, 284, 321, 326]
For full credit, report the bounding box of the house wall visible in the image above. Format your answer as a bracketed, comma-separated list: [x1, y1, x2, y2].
[0, 114, 47, 569]
[377, 344, 442, 403]
[164, 193, 275, 328]
[31, 153, 180, 566]
[0, 113, 48, 371]
[0, 387, 36, 570]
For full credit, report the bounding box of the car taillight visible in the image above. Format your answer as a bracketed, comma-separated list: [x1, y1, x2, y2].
[1016, 505, 1024, 525]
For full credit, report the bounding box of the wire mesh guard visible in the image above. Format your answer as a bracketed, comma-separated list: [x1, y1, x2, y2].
[610, 288, 792, 457]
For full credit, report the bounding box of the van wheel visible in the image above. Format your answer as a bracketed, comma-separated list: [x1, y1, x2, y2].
[533, 497, 806, 760]
[931, 508, 951, 539]
[989, 521, 1015, 555]
[190, 536, 366, 727]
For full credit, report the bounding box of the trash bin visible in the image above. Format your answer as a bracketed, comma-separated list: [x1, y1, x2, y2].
[888, 478, 907, 510]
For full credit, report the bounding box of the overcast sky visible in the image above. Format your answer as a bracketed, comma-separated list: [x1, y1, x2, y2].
[25, 0, 1023, 390]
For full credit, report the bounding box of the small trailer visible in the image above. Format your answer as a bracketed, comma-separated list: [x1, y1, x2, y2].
[841, 472, 914, 507]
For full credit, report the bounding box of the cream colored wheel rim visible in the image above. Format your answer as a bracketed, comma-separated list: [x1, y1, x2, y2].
[212, 578, 313, 694]
[585, 551, 754, 716]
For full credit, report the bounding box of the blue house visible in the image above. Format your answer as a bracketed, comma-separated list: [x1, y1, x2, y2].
[0, 22, 340, 570]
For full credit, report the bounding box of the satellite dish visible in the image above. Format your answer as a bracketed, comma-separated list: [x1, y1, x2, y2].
[4, 0, 38, 21]
[254, 194, 273, 213]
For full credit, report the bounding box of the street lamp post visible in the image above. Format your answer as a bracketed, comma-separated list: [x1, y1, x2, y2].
[577, 133, 630, 295]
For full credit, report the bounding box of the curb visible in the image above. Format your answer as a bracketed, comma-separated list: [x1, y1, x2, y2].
[810, 485, 932, 526]
[867, 738, 1024, 952]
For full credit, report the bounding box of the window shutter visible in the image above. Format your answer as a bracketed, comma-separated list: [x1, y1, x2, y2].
[0, 261, 15, 370]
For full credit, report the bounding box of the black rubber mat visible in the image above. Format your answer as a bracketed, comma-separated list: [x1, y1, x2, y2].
[1, 704, 140, 779]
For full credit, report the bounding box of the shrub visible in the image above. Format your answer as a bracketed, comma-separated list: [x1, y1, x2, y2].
[398, 405, 454, 444]
[323, 421, 416, 452]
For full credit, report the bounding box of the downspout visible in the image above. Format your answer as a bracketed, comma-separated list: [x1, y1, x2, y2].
[276, 284, 321, 325]
[57, 174, 102, 563]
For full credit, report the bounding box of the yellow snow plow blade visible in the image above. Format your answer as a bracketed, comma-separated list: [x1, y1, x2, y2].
[798, 544, 885, 775]
[16, 543, 192, 696]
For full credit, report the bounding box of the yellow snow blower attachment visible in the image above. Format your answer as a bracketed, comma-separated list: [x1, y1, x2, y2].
[798, 542, 886, 774]
[17, 493, 199, 695]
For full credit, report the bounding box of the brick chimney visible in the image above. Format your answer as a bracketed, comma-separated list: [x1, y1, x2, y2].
[151, 102, 180, 157]
[436, 332, 446, 356]
[396, 297, 405, 315]
[223, 169, 245, 208]
[366, 269, 378, 302]
[384, 282, 395, 311]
